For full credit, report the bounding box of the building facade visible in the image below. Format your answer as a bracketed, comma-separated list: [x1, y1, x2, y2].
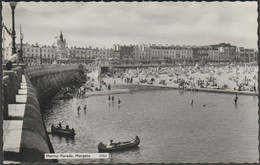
[5, 31, 257, 65]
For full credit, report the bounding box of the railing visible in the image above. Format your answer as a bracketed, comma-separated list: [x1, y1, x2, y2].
[26, 64, 79, 76]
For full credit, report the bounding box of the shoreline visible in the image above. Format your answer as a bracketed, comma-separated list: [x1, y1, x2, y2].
[138, 84, 258, 96]
[81, 83, 258, 99]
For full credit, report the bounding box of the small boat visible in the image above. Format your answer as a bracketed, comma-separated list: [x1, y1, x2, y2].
[51, 124, 76, 137]
[98, 136, 140, 152]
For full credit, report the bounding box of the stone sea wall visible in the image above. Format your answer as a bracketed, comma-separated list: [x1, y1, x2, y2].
[26, 65, 84, 105]
[3, 64, 84, 163]
[18, 74, 54, 162]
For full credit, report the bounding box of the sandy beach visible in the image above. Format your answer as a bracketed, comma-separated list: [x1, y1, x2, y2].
[87, 65, 258, 96]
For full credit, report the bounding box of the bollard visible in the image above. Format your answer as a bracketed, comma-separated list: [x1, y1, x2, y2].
[2, 83, 9, 119]
[3, 71, 16, 104]
[12, 67, 22, 83]
[19, 63, 27, 74]
[12, 71, 20, 95]
[2, 64, 7, 70]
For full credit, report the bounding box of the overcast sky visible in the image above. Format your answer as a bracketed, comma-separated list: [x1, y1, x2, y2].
[2, 2, 257, 49]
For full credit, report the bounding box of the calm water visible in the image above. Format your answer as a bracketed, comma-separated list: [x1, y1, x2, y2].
[43, 89, 258, 163]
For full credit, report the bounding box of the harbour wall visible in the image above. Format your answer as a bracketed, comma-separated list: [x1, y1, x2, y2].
[2, 64, 85, 163]
[25, 64, 85, 105]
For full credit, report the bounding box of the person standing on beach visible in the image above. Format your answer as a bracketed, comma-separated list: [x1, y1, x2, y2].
[84, 105, 87, 111]
[108, 95, 111, 101]
[191, 99, 193, 105]
[77, 106, 81, 112]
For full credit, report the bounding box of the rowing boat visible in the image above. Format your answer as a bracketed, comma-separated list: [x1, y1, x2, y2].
[98, 136, 140, 152]
[51, 124, 76, 137]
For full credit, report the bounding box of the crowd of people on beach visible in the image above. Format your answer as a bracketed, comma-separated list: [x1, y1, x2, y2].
[101, 64, 258, 93]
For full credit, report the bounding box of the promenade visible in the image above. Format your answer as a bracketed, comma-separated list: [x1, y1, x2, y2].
[2, 64, 84, 163]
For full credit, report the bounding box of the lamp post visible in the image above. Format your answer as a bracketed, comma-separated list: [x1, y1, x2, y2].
[20, 32, 24, 62]
[10, 1, 17, 55]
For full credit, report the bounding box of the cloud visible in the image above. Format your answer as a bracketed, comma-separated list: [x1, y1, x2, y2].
[2, 2, 257, 49]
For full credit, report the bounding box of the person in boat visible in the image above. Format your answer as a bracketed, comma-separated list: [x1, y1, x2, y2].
[58, 122, 62, 128]
[110, 140, 114, 146]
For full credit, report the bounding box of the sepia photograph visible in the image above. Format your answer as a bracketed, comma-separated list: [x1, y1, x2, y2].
[1, 1, 258, 164]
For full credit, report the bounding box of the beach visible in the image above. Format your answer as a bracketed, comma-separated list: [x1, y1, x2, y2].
[83, 65, 258, 96]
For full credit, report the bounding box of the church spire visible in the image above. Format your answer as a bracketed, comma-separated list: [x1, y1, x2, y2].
[60, 31, 63, 41]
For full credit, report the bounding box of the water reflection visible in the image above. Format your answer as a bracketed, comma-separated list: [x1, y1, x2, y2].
[51, 134, 75, 143]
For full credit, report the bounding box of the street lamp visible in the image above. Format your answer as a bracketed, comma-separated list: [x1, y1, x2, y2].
[20, 32, 24, 62]
[10, 1, 17, 55]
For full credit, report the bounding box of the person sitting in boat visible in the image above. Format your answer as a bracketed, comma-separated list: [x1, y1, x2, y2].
[110, 140, 114, 146]
[58, 122, 62, 128]
[66, 125, 69, 130]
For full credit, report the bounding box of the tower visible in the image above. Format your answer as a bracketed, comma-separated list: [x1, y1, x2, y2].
[56, 31, 69, 63]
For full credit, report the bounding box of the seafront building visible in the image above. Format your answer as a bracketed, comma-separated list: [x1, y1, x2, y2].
[4, 32, 258, 64]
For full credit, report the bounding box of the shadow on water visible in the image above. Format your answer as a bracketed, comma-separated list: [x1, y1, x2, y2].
[50, 134, 75, 142]
[234, 103, 238, 110]
[99, 146, 140, 154]
[178, 90, 185, 95]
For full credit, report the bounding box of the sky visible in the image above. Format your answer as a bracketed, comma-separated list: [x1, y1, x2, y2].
[2, 2, 258, 49]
